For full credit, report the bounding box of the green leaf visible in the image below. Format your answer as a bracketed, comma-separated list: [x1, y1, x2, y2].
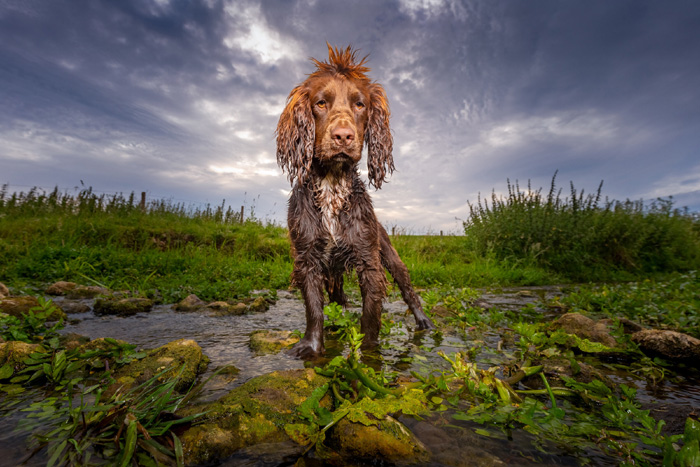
[120, 416, 138, 467]
[173, 433, 184, 467]
[685, 417, 700, 444]
[0, 363, 13, 380]
[47, 439, 68, 467]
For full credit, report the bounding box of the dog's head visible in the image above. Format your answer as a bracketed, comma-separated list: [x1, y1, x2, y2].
[276, 44, 394, 188]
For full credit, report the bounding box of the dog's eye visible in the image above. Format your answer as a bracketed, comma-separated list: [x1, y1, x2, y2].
[355, 102, 365, 110]
[316, 100, 326, 109]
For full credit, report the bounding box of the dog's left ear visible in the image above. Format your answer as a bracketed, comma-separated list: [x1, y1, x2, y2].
[276, 85, 315, 186]
[365, 83, 395, 189]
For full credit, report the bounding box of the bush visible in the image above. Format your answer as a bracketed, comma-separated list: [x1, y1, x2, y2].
[464, 172, 700, 280]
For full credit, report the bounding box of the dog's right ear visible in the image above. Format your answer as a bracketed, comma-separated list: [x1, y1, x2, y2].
[276, 85, 314, 186]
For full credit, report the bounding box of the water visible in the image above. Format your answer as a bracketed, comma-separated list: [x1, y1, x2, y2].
[2, 288, 699, 466]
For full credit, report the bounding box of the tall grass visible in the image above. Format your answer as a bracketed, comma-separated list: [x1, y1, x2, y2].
[464, 172, 700, 280]
[0, 186, 291, 301]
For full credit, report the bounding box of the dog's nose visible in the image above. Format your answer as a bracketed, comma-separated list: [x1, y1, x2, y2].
[331, 124, 355, 146]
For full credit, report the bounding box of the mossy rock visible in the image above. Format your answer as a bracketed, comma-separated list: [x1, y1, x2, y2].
[67, 285, 110, 299]
[59, 301, 92, 314]
[551, 313, 618, 348]
[209, 301, 248, 316]
[179, 369, 431, 466]
[0, 296, 66, 321]
[111, 339, 209, 393]
[60, 333, 91, 351]
[78, 337, 130, 352]
[326, 415, 429, 463]
[179, 369, 330, 465]
[45, 281, 109, 299]
[248, 296, 269, 313]
[93, 297, 153, 316]
[249, 330, 299, 355]
[175, 294, 207, 312]
[45, 281, 78, 295]
[0, 341, 43, 379]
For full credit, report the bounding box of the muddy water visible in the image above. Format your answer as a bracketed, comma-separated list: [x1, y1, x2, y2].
[3, 288, 700, 466]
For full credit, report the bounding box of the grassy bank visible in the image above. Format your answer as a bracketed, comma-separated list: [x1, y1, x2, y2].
[0, 186, 291, 301]
[1, 178, 699, 301]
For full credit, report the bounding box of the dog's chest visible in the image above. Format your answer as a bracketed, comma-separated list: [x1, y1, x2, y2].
[314, 175, 350, 243]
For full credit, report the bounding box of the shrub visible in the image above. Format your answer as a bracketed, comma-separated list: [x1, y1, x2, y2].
[464, 172, 700, 280]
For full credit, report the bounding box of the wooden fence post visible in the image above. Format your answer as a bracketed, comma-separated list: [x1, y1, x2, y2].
[140, 192, 146, 212]
[240, 205, 245, 223]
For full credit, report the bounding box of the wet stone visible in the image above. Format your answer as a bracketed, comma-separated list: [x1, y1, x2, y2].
[631, 329, 700, 363]
[111, 338, 209, 393]
[209, 301, 248, 316]
[93, 297, 153, 316]
[175, 294, 207, 312]
[45, 281, 77, 295]
[551, 313, 618, 348]
[58, 300, 91, 314]
[249, 330, 299, 355]
[0, 296, 66, 321]
[0, 282, 9, 299]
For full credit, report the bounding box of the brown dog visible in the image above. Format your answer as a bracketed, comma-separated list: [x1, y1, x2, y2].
[276, 45, 434, 359]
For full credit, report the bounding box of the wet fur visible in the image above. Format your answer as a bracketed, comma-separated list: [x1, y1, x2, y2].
[276, 44, 434, 359]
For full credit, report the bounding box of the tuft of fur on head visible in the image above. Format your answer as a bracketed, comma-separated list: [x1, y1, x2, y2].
[309, 43, 372, 83]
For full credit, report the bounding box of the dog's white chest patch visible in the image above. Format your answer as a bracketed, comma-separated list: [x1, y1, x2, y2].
[314, 175, 350, 242]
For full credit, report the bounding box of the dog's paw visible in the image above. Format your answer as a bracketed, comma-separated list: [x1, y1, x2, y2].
[415, 316, 436, 331]
[286, 338, 324, 360]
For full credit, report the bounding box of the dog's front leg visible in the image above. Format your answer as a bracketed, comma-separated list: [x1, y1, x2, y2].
[287, 260, 326, 359]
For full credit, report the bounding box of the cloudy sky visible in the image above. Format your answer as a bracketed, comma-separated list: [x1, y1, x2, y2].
[1, 0, 699, 233]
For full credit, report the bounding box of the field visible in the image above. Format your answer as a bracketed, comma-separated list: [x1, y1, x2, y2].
[1, 178, 700, 466]
[3, 174, 698, 300]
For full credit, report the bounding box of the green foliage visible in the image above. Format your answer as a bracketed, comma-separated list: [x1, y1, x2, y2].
[0, 306, 207, 465]
[422, 286, 506, 329]
[464, 172, 700, 280]
[390, 234, 558, 287]
[18, 366, 204, 467]
[562, 272, 700, 337]
[0, 297, 64, 343]
[0, 186, 291, 302]
[423, 351, 695, 466]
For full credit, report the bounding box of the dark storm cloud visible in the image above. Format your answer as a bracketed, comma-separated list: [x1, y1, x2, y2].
[1, 0, 699, 231]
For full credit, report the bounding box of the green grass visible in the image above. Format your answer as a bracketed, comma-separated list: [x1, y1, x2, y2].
[464, 172, 700, 281]
[0, 186, 291, 301]
[1, 178, 699, 302]
[390, 235, 559, 287]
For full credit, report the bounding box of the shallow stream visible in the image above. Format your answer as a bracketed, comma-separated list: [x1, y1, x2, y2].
[2, 288, 699, 466]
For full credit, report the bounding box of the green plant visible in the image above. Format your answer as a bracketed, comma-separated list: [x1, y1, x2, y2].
[0, 297, 64, 343]
[464, 172, 700, 280]
[18, 366, 205, 467]
[562, 272, 700, 337]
